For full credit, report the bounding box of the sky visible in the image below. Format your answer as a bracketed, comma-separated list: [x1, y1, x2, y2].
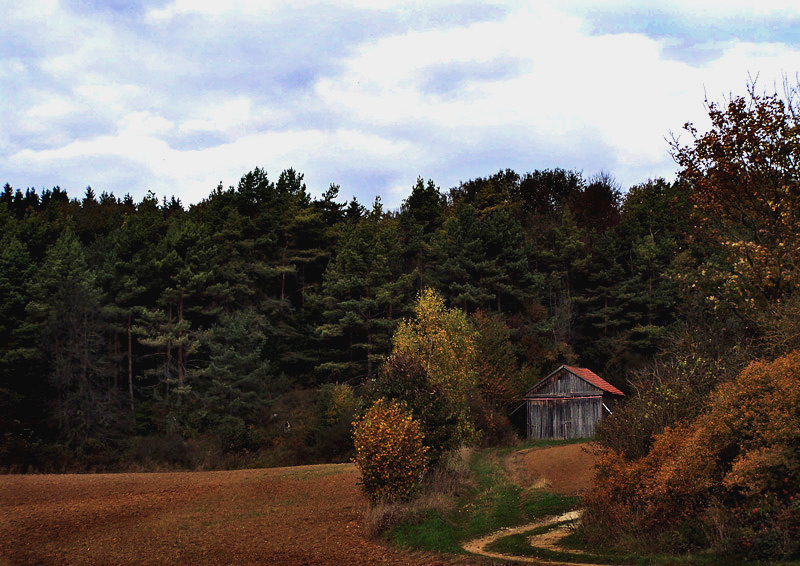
[2, 1, 800, 209]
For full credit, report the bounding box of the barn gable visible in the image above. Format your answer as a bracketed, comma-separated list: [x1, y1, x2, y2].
[525, 365, 624, 398]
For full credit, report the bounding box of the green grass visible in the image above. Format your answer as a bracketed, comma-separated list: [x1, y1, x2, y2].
[387, 446, 579, 554]
[486, 522, 635, 565]
[384, 439, 800, 566]
[383, 440, 800, 566]
[390, 512, 462, 554]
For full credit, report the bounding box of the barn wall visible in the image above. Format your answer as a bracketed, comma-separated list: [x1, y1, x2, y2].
[526, 396, 604, 439]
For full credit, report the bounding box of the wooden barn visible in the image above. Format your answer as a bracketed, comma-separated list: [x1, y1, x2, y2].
[525, 365, 624, 439]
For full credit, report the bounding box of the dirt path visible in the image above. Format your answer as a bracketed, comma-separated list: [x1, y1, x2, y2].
[0, 464, 477, 566]
[458, 442, 613, 565]
[462, 511, 604, 565]
[503, 442, 597, 495]
[527, 521, 584, 555]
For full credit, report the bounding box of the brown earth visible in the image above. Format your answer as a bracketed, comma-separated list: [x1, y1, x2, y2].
[502, 442, 597, 494]
[0, 464, 485, 566]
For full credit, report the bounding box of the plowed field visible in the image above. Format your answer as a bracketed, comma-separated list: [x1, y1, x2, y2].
[0, 464, 480, 566]
[503, 442, 597, 494]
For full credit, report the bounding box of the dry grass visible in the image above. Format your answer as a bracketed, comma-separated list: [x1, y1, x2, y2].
[527, 478, 552, 490]
[363, 492, 456, 538]
[363, 448, 473, 538]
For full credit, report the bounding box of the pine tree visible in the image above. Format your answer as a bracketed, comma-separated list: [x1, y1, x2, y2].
[193, 309, 282, 452]
[316, 201, 414, 381]
[27, 232, 124, 457]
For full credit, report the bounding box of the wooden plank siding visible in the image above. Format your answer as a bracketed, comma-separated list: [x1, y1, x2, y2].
[527, 395, 603, 439]
[533, 370, 598, 396]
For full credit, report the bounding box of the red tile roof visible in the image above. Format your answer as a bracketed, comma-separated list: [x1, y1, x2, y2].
[562, 365, 624, 396]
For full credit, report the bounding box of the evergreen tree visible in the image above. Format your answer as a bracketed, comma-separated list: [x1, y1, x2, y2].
[27, 232, 124, 457]
[317, 201, 414, 381]
[193, 309, 282, 452]
[429, 202, 538, 313]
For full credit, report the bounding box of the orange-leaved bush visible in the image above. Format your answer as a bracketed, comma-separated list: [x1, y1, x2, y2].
[352, 398, 428, 503]
[584, 349, 800, 558]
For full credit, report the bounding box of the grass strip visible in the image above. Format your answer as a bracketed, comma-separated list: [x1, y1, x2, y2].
[388, 443, 579, 553]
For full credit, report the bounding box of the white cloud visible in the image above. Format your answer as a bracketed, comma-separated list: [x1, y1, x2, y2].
[146, 0, 280, 22]
[3, 0, 800, 206]
[8, 124, 420, 204]
[564, 0, 800, 18]
[27, 98, 76, 119]
[177, 97, 288, 138]
[145, 0, 470, 22]
[313, 3, 800, 190]
[73, 83, 145, 109]
[119, 111, 175, 136]
[8, 1, 59, 20]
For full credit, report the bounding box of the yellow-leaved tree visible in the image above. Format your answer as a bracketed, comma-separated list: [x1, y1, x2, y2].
[391, 288, 478, 447]
[671, 83, 800, 321]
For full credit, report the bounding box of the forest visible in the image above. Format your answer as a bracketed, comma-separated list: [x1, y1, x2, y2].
[0, 160, 676, 469]
[1, 144, 682, 469]
[1, 84, 799, 557]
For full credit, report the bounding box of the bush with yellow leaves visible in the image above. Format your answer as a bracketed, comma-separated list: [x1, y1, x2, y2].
[352, 398, 428, 504]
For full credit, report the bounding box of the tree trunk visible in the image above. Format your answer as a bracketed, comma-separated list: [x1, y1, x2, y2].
[300, 264, 305, 310]
[113, 331, 119, 389]
[82, 312, 89, 386]
[280, 247, 286, 312]
[166, 304, 172, 395]
[366, 318, 372, 379]
[178, 296, 184, 387]
[127, 314, 134, 415]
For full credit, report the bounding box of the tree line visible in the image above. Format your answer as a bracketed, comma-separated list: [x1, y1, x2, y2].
[3, 80, 795, 560]
[0, 161, 687, 470]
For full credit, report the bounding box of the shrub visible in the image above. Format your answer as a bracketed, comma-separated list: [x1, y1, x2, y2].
[584, 349, 800, 559]
[362, 447, 471, 538]
[595, 320, 747, 461]
[352, 398, 428, 504]
[367, 351, 461, 468]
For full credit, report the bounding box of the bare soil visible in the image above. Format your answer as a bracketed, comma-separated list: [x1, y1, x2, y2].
[502, 442, 597, 494]
[0, 464, 479, 566]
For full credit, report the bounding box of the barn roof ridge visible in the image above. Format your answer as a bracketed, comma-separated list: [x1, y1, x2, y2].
[525, 364, 625, 397]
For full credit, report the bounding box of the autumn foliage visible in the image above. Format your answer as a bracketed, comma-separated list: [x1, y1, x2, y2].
[391, 288, 478, 446]
[352, 398, 428, 504]
[584, 350, 800, 558]
[672, 84, 800, 316]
